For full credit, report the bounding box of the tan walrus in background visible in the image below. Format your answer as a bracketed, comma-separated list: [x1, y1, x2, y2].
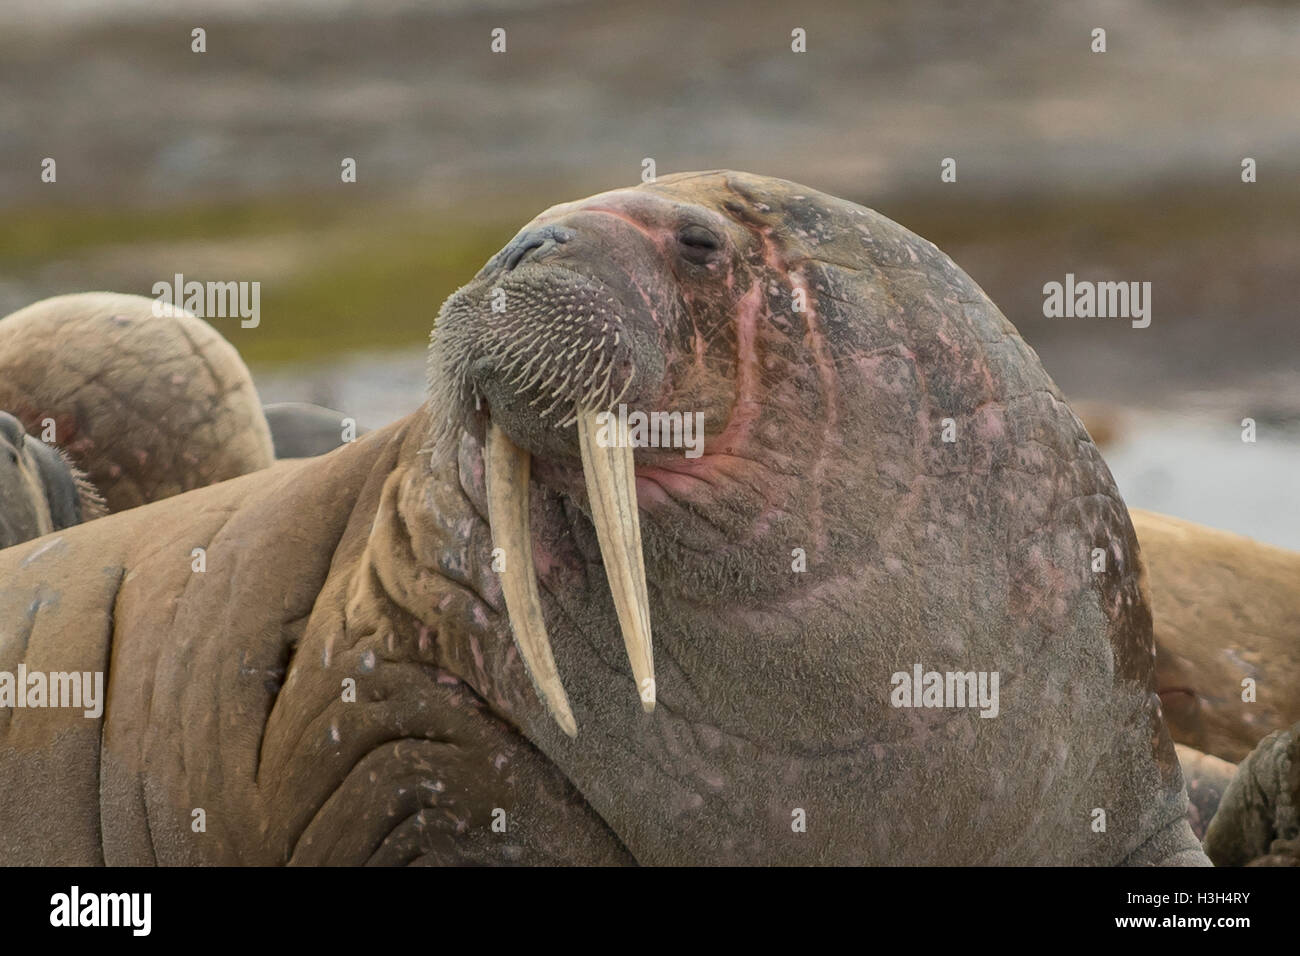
[0, 292, 274, 513]
[1130, 509, 1300, 856]
[1076, 408, 1300, 856]
[1133, 509, 1300, 765]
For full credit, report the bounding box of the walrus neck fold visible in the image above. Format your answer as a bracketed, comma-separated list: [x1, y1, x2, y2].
[380, 407, 655, 739]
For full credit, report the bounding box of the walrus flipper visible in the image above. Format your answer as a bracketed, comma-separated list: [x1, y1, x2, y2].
[1204, 723, 1300, 866]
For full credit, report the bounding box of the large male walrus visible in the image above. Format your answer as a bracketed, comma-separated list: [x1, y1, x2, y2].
[0, 292, 274, 513]
[0, 172, 1207, 865]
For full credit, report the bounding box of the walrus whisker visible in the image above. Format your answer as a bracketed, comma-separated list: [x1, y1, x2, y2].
[609, 362, 637, 408]
[534, 389, 572, 422]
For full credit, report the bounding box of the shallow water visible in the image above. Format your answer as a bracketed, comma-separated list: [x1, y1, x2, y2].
[1104, 414, 1300, 552]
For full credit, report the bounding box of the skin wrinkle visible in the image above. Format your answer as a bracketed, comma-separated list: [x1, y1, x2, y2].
[250, 449, 411, 856]
[317, 515, 637, 868]
[287, 734, 459, 863]
[252, 610, 314, 784]
[93, 565, 126, 866]
[175, 504, 257, 806]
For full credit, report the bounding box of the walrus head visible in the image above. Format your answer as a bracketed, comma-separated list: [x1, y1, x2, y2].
[425, 171, 1174, 863]
[0, 410, 105, 549]
[431, 170, 864, 733]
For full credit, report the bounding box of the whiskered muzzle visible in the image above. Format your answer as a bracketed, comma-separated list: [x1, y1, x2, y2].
[428, 268, 637, 453]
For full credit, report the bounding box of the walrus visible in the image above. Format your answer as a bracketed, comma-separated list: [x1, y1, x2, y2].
[0, 292, 275, 513]
[1132, 509, 1300, 764]
[1174, 743, 1238, 841]
[0, 410, 104, 549]
[1204, 721, 1300, 866]
[263, 402, 367, 458]
[0, 172, 1206, 865]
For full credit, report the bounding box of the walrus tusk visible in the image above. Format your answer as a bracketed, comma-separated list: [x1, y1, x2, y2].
[485, 422, 578, 737]
[576, 407, 656, 713]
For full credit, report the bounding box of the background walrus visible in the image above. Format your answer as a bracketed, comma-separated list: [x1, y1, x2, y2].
[1132, 510, 1300, 764]
[0, 172, 1206, 865]
[0, 410, 103, 549]
[0, 292, 275, 513]
[1204, 721, 1300, 866]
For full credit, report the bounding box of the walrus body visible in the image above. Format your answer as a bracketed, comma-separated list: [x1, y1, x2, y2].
[0, 172, 1205, 864]
[1204, 722, 1300, 866]
[0, 292, 274, 512]
[0, 415, 630, 864]
[0, 411, 101, 549]
[263, 402, 366, 459]
[1133, 509, 1300, 764]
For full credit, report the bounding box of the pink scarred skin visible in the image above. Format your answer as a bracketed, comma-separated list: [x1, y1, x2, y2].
[0, 173, 1207, 864]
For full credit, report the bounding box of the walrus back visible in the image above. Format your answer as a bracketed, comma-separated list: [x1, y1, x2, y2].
[0, 419, 409, 863]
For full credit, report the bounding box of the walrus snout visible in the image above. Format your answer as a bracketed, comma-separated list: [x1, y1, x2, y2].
[497, 224, 576, 272]
[0, 412, 104, 548]
[425, 208, 698, 735]
[429, 216, 675, 458]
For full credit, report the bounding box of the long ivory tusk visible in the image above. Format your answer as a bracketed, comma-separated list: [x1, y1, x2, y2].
[485, 422, 578, 737]
[576, 407, 656, 712]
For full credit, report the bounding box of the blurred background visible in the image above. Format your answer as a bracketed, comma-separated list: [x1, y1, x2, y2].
[2, 0, 1298, 544]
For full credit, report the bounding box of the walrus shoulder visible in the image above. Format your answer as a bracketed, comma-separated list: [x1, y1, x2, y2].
[0, 419, 412, 863]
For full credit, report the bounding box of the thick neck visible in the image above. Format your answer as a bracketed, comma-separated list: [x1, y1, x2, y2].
[362, 409, 908, 863]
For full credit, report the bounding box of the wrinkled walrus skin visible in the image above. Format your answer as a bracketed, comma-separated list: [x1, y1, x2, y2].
[0, 292, 274, 513]
[1204, 722, 1300, 866]
[0, 172, 1206, 865]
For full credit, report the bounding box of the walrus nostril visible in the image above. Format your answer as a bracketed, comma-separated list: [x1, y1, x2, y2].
[502, 225, 576, 271]
[505, 236, 546, 271]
